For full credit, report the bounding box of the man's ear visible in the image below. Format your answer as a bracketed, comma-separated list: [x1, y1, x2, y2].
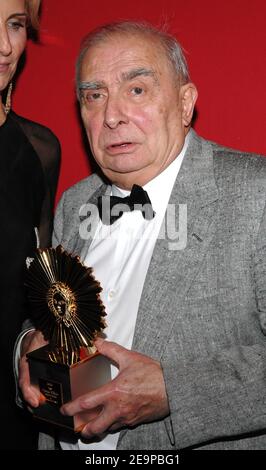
[180, 83, 198, 127]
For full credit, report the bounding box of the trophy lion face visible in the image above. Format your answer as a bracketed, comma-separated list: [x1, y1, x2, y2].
[47, 282, 77, 327]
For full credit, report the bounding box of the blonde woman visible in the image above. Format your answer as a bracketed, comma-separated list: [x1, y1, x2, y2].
[0, 0, 60, 449]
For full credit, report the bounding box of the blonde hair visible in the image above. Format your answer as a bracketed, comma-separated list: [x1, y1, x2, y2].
[25, 0, 41, 31]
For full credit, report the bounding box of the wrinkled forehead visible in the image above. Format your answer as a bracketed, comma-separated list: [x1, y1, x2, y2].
[80, 32, 173, 81]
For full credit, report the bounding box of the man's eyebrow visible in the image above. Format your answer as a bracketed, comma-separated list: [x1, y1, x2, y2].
[78, 68, 157, 91]
[121, 68, 156, 81]
[78, 81, 105, 90]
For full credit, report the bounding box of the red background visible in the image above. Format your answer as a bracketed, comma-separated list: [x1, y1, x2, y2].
[13, 0, 266, 204]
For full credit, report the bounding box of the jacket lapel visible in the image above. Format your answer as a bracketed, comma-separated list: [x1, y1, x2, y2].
[132, 131, 219, 359]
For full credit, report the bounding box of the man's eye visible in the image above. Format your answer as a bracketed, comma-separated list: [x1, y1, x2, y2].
[82, 92, 104, 104]
[91, 93, 102, 100]
[132, 87, 143, 96]
[89, 92, 102, 101]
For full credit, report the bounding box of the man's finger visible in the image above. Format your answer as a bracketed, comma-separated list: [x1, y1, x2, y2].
[95, 338, 129, 367]
[81, 406, 117, 439]
[60, 385, 108, 417]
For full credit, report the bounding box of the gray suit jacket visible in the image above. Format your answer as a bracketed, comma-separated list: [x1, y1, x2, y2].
[40, 130, 266, 449]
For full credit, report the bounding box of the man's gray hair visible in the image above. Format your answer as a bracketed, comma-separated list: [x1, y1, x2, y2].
[76, 21, 190, 99]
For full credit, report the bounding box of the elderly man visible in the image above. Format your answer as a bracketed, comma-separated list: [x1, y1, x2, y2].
[19, 21, 266, 450]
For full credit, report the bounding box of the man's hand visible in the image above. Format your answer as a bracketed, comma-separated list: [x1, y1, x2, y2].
[18, 330, 48, 408]
[61, 338, 169, 439]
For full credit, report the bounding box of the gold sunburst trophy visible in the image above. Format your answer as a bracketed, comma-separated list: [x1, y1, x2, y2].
[26, 246, 111, 432]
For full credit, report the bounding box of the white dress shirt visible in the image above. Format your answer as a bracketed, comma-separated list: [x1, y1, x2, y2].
[60, 134, 190, 450]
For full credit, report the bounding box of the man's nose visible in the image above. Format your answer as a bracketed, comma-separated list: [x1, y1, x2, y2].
[0, 25, 12, 56]
[103, 96, 128, 129]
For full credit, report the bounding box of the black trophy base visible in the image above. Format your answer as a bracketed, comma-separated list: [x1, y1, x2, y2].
[27, 345, 111, 432]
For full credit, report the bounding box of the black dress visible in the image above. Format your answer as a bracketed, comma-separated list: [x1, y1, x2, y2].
[0, 112, 60, 449]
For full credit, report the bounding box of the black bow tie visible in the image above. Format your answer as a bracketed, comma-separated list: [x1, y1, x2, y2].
[98, 184, 155, 225]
